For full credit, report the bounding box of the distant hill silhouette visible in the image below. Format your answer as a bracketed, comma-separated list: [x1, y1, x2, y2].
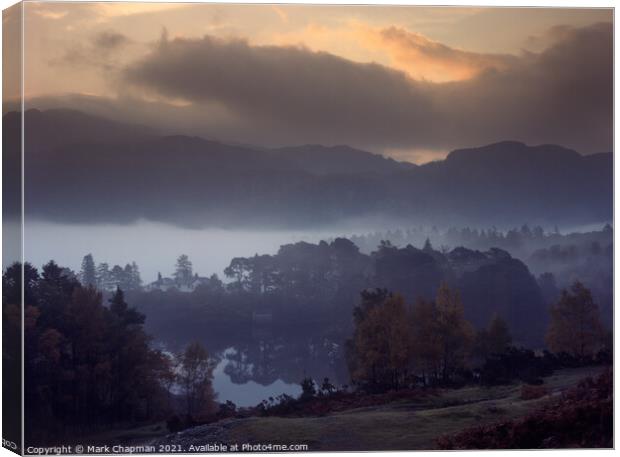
[268, 144, 416, 175]
[4, 109, 612, 228]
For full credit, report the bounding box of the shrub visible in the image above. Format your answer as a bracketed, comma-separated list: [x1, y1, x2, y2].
[166, 415, 184, 433]
[437, 370, 612, 449]
[300, 377, 317, 401]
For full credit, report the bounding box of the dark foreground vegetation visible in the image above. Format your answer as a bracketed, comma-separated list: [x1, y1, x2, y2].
[437, 369, 612, 449]
[2, 263, 217, 445]
[153, 366, 610, 451]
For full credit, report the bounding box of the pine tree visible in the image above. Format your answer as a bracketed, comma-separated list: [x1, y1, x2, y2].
[80, 254, 97, 287]
[96, 262, 112, 291]
[129, 261, 142, 290]
[174, 255, 193, 287]
[109, 287, 145, 325]
[110, 265, 124, 289]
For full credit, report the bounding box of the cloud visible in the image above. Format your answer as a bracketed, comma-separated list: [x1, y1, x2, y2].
[362, 26, 516, 82]
[265, 22, 510, 83]
[124, 34, 437, 144]
[93, 31, 130, 51]
[93, 3, 189, 20]
[50, 22, 611, 156]
[271, 6, 289, 24]
[33, 9, 68, 20]
[50, 30, 132, 73]
[523, 24, 577, 52]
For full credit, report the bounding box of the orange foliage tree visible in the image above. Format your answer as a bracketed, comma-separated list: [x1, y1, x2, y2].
[546, 281, 604, 359]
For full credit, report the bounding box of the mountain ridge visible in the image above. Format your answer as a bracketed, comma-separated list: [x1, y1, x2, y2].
[3, 109, 612, 229]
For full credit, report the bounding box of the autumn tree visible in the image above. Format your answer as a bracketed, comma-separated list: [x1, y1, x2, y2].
[3, 262, 172, 442]
[410, 283, 475, 383]
[3, 262, 39, 444]
[475, 314, 512, 359]
[434, 283, 475, 381]
[177, 341, 216, 418]
[348, 291, 411, 392]
[546, 281, 604, 360]
[410, 297, 441, 382]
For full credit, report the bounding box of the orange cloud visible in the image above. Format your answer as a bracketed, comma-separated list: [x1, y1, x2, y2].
[359, 26, 515, 82]
[266, 21, 514, 83]
[271, 6, 289, 24]
[94, 3, 188, 18]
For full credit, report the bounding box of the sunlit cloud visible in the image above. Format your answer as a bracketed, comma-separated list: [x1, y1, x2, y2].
[119, 22, 611, 154]
[28, 3, 70, 20]
[271, 6, 289, 24]
[94, 3, 189, 19]
[360, 25, 515, 82]
[19, 4, 613, 156]
[266, 21, 514, 83]
[33, 9, 69, 20]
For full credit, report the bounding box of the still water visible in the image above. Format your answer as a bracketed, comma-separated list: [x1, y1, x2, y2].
[212, 348, 302, 407]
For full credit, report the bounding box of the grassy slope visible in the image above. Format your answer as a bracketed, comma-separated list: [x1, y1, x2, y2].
[223, 366, 606, 451]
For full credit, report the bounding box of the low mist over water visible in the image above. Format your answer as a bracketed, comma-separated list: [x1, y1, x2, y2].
[24, 220, 348, 282]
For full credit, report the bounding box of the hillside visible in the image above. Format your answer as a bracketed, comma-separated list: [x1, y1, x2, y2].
[148, 367, 607, 451]
[4, 109, 612, 229]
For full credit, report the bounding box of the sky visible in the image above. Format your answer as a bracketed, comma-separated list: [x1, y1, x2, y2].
[7, 2, 614, 163]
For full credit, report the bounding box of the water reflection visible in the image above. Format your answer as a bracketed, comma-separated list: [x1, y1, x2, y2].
[209, 335, 348, 407]
[212, 348, 301, 407]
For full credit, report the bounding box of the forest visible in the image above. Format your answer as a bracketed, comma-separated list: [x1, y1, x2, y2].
[3, 225, 612, 447]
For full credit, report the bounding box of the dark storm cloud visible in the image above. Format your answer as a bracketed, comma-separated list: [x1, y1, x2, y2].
[120, 22, 611, 153]
[124, 33, 438, 144]
[441, 22, 613, 152]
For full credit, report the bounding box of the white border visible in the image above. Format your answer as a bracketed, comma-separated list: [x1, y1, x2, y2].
[0, 2, 616, 457]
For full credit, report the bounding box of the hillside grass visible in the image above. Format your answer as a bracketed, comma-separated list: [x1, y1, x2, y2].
[224, 366, 607, 451]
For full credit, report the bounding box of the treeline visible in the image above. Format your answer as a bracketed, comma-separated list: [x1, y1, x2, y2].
[2, 262, 220, 445]
[104, 238, 585, 348]
[347, 226, 613, 323]
[346, 281, 610, 392]
[348, 224, 612, 256]
[76, 253, 224, 292]
[220, 239, 548, 346]
[78, 253, 143, 291]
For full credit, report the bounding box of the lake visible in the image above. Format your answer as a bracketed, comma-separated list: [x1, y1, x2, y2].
[212, 348, 302, 407]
